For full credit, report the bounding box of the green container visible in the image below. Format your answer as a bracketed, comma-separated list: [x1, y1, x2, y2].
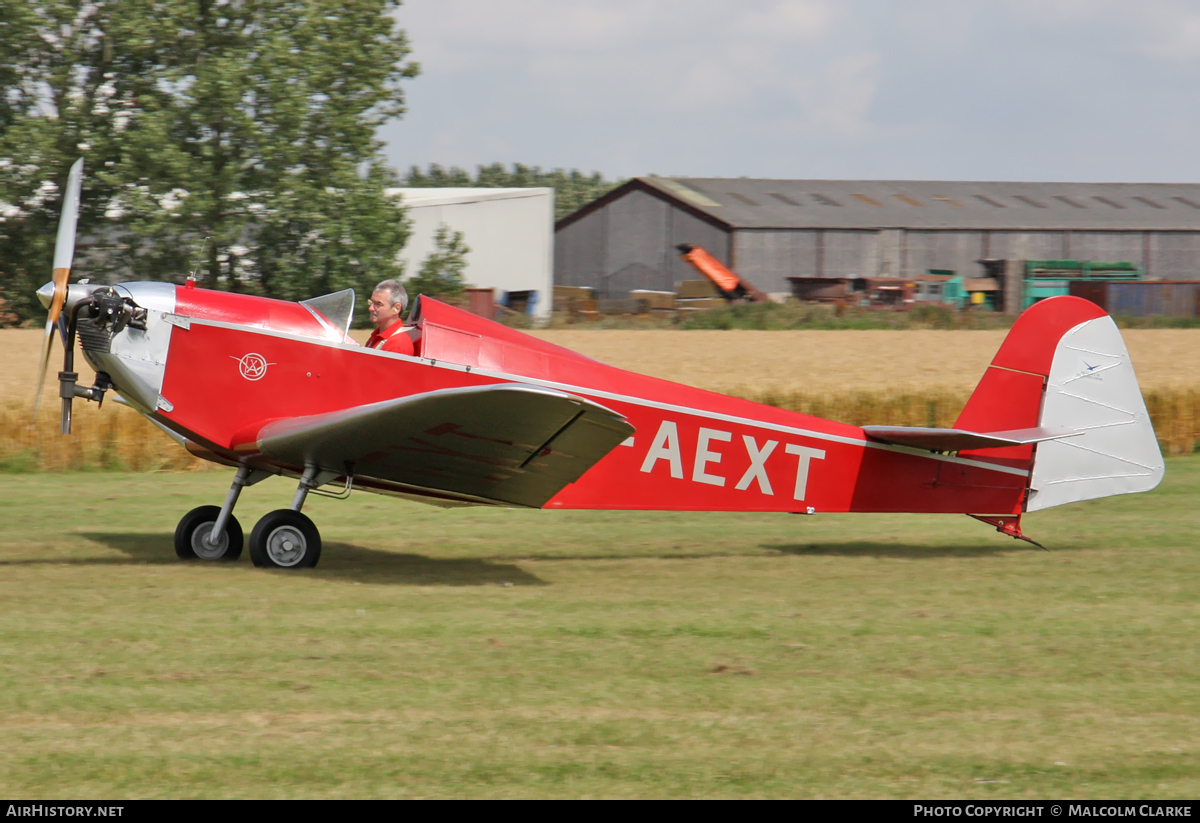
[1027, 259, 1084, 274]
[1023, 259, 1145, 307]
[1023, 280, 1070, 309]
[1084, 261, 1142, 277]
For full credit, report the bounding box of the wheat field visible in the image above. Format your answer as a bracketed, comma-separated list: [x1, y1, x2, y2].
[8, 327, 1197, 398]
[530, 328, 1200, 395]
[529, 329, 1200, 454]
[3, 327, 1198, 470]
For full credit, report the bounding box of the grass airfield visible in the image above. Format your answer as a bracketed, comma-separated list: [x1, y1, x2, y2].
[0, 463, 1196, 799]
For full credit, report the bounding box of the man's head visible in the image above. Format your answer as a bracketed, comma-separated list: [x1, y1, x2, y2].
[369, 279, 408, 331]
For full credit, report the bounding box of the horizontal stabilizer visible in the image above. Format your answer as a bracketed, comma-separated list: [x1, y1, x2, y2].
[862, 425, 1079, 452]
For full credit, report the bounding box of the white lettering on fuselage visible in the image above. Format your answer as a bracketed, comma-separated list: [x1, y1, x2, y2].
[693, 428, 732, 486]
[640, 420, 684, 478]
[735, 435, 777, 494]
[785, 444, 826, 501]
[638, 420, 825, 500]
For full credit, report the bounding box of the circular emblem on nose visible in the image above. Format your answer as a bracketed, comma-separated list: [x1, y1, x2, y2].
[232, 352, 272, 381]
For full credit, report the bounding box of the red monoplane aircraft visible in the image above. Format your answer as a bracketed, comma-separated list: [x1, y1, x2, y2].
[35, 161, 1165, 568]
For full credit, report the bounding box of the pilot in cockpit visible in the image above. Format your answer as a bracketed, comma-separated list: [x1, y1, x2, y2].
[365, 279, 418, 356]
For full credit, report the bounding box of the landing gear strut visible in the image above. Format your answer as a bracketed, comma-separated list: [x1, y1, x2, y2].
[248, 465, 323, 569]
[176, 465, 339, 568]
[174, 466, 269, 561]
[175, 505, 243, 561]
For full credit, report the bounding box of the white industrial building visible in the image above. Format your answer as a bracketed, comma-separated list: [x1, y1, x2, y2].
[388, 187, 555, 319]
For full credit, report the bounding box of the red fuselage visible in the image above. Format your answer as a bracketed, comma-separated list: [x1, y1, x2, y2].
[142, 285, 1028, 516]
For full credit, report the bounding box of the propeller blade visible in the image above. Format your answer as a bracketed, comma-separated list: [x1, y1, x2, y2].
[33, 159, 84, 415]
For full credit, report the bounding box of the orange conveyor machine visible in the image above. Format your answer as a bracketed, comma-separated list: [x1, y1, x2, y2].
[676, 244, 769, 303]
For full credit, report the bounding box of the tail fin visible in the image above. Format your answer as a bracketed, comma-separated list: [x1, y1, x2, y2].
[957, 296, 1164, 511]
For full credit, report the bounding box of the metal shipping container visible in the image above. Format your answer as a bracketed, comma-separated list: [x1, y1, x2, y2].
[1069, 281, 1200, 317]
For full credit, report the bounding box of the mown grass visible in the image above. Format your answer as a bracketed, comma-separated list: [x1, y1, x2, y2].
[0, 462, 1195, 798]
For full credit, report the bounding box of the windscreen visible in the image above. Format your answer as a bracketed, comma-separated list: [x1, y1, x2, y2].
[300, 289, 356, 339]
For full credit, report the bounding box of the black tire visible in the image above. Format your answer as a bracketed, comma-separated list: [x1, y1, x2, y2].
[174, 505, 244, 561]
[249, 509, 321, 569]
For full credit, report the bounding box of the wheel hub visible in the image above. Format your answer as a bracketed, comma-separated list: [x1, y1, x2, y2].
[265, 525, 306, 567]
[192, 522, 229, 560]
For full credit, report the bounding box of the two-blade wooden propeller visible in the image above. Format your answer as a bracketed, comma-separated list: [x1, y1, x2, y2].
[32, 158, 84, 416]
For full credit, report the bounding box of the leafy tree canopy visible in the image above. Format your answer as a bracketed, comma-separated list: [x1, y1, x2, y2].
[403, 163, 624, 222]
[0, 0, 419, 322]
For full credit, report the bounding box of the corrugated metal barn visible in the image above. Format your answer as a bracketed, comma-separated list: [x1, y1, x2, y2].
[554, 178, 1200, 309]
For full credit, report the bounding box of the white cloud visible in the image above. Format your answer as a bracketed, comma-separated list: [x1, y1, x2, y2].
[732, 1, 839, 42]
[1121, 2, 1200, 62]
[795, 53, 881, 138]
[409, 1, 834, 56]
[402, 0, 851, 118]
[1005, 0, 1200, 63]
[386, 0, 1200, 181]
[891, 1, 977, 53]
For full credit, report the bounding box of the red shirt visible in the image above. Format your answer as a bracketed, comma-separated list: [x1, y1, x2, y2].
[365, 322, 415, 356]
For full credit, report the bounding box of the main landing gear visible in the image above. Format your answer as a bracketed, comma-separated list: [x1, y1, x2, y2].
[174, 465, 330, 569]
[174, 466, 263, 562]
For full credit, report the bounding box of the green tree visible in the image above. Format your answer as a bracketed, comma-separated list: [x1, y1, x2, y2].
[0, 1, 418, 323]
[405, 223, 469, 302]
[403, 163, 625, 221]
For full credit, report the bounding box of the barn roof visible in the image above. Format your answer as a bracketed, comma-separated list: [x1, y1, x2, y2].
[387, 187, 552, 207]
[558, 177, 1200, 232]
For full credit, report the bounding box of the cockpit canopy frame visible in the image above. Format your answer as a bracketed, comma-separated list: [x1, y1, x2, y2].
[300, 288, 356, 340]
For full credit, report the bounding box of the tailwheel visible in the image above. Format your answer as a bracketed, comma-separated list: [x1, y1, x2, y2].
[175, 505, 244, 561]
[249, 510, 322, 569]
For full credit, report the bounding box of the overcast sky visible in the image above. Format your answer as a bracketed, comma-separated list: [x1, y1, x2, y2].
[380, 0, 1200, 183]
